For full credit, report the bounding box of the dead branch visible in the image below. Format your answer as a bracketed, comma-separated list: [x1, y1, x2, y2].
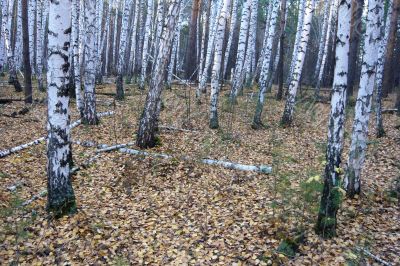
[356, 247, 392, 266]
[118, 148, 272, 174]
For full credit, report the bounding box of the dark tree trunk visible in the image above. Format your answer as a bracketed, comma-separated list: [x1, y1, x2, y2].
[276, 0, 287, 101]
[382, 0, 400, 97]
[22, 0, 32, 104]
[184, 0, 201, 80]
[347, 0, 364, 97]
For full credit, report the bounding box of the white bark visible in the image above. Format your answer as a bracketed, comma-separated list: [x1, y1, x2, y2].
[287, 0, 306, 85]
[344, 0, 384, 195]
[252, 0, 280, 127]
[315, 0, 336, 96]
[83, 0, 99, 124]
[252, 0, 273, 81]
[1, 0, 18, 80]
[167, 4, 184, 88]
[72, 0, 83, 115]
[0, 111, 114, 158]
[222, 0, 238, 79]
[28, 0, 36, 74]
[229, 0, 252, 101]
[197, 0, 222, 97]
[316, 0, 352, 236]
[46, 0, 75, 213]
[119, 148, 272, 174]
[128, 0, 140, 77]
[136, 0, 181, 148]
[281, 0, 316, 125]
[209, 0, 231, 129]
[375, 0, 393, 137]
[243, 0, 258, 84]
[15, 0, 23, 69]
[139, 0, 154, 89]
[36, 0, 45, 91]
[313, 0, 331, 83]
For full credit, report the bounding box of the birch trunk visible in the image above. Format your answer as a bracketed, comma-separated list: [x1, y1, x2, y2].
[281, 0, 315, 126]
[315, 0, 352, 238]
[243, 0, 258, 85]
[139, 0, 154, 90]
[344, 0, 384, 198]
[167, 4, 184, 88]
[83, 0, 99, 125]
[28, 0, 36, 75]
[315, 0, 336, 98]
[116, 0, 132, 99]
[229, 0, 252, 101]
[252, 0, 280, 128]
[197, 0, 221, 97]
[209, 0, 231, 129]
[1, 0, 22, 91]
[313, 0, 331, 85]
[46, 0, 76, 216]
[286, 0, 306, 86]
[15, 0, 23, 69]
[375, 0, 394, 137]
[71, 0, 83, 115]
[252, 0, 273, 83]
[222, 0, 238, 79]
[136, 0, 180, 148]
[127, 0, 140, 80]
[36, 0, 45, 91]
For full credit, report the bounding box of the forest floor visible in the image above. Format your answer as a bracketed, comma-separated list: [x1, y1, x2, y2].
[0, 78, 399, 265]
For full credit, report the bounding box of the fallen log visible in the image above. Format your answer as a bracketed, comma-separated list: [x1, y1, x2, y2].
[0, 137, 46, 158]
[0, 111, 115, 158]
[96, 142, 136, 153]
[381, 108, 398, 114]
[159, 126, 199, 133]
[118, 148, 272, 174]
[355, 247, 392, 266]
[22, 190, 47, 207]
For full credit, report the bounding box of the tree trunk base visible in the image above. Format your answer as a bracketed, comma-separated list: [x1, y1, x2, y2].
[116, 75, 125, 100]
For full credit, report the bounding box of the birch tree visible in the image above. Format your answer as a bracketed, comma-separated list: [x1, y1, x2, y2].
[209, 0, 231, 129]
[313, 0, 331, 86]
[252, 0, 280, 129]
[36, 0, 45, 91]
[315, 0, 336, 98]
[281, 0, 315, 126]
[83, 0, 99, 125]
[46, 0, 76, 216]
[197, 0, 222, 98]
[116, 0, 133, 99]
[136, 0, 181, 148]
[139, 0, 154, 90]
[28, 0, 36, 74]
[375, 0, 393, 138]
[315, 0, 352, 238]
[229, 0, 252, 102]
[286, 0, 306, 86]
[1, 0, 22, 91]
[71, 0, 83, 115]
[344, 0, 384, 198]
[222, 0, 238, 79]
[243, 0, 258, 85]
